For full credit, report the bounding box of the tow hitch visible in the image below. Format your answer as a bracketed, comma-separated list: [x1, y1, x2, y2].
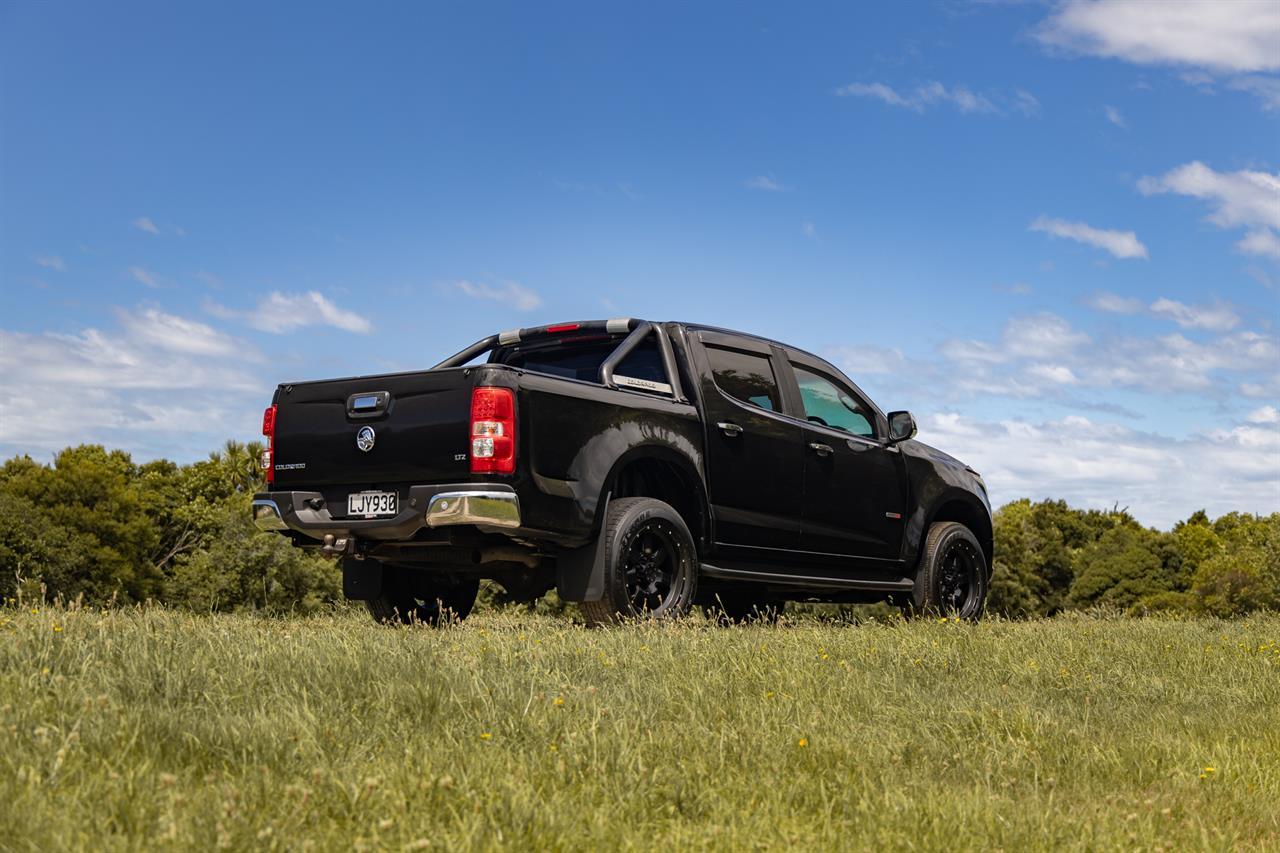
[320, 534, 356, 559]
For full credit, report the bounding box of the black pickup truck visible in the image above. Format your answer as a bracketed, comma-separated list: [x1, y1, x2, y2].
[253, 319, 992, 626]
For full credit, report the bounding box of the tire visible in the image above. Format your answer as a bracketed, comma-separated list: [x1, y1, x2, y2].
[908, 521, 988, 620]
[704, 593, 784, 625]
[579, 497, 699, 627]
[365, 565, 479, 626]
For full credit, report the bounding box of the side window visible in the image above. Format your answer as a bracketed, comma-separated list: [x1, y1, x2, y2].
[705, 345, 781, 412]
[793, 366, 875, 438]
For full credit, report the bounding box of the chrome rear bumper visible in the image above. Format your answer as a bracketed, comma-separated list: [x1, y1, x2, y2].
[251, 484, 521, 540]
[424, 491, 520, 529]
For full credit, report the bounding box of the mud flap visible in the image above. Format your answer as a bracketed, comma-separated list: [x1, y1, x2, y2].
[342, 556, 382, 600]
[555, 492, 610, 602]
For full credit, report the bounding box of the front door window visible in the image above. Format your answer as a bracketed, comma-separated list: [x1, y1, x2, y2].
[793, 367, 875, 438]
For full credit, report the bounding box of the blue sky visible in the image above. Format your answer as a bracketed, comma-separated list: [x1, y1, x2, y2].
[2, 0, 1277, 527]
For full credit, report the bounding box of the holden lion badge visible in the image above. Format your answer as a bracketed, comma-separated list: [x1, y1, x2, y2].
[356, 426, 376, 452]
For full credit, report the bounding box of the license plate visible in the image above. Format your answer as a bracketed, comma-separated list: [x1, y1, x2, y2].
[348, 491, 398, 518]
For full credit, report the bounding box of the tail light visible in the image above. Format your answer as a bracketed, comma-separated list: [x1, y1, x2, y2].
[470, 387, 515, 474]
[261, 404, 277, 485]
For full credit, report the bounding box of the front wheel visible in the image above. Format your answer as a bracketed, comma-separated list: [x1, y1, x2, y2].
[579, 497, 699, 627]
[366, 565, 479, 626]
[908, 521, 988, 620]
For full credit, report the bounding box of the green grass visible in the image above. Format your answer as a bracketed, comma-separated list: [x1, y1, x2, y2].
[1, 607, 1277, 851]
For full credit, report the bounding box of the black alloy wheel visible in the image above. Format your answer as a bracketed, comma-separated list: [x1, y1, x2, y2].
[909, 521, 988, 620]
[623, 519, 680, 613]
[579, 497, 699, 626]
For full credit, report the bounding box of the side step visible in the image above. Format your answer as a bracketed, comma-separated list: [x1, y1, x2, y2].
[700, 563, 913, 592]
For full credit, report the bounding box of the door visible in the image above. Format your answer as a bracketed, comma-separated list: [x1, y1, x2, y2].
[789, 361, 907, 561]
[694, 333, 803, 553]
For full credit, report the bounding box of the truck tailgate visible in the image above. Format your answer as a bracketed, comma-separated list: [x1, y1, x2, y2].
[271, 369, 473, 488]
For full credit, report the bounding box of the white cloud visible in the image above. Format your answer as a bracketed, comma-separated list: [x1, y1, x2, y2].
[835, 81, 1002, 115]
[801, 221, 817, 239]
[1139, 162, 1280, 258]
[454, 280, 542, 312]
[243, 291, 372, 334]
[1236, 229, 1280, 260]
[1138, 161, 1280, 229]
[1029, 216, 1149, 259]
[34, 255, 65, 272]
[128, 266, 161, 287]
[1003, 313, 1091, 359]
[1228, 76, 1280, 110]
[1025, 363, 1079, 385]
[1247, 405, 1279, 424]
[0, 307, 273, 460]
[1088, 292, 1241, 330]
[116, 307, 252, 358]
[1088, 291, 1143, 314]
[922, 411, 1279, 528]
[1035, 0, 1280, 74]
[0, 310, 260, 390]
[1104, 105, 1126, 127]
[1149, 297, 1240, 331]
[132, 216, 160, 235]
[745, 175, 786, 192]
[939, 313, 1276, 398]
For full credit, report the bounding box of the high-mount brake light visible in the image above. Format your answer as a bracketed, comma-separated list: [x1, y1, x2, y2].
[545, 323, 580, 334]
[470, 387, 516, 474]
[261, 404, 277, 484]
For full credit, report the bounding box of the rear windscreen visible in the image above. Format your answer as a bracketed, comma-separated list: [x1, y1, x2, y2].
[496, 338, 666, 383]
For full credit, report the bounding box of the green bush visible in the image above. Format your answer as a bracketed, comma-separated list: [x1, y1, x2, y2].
[167, 496, 341, 614]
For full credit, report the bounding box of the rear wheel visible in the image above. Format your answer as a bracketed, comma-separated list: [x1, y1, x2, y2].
[908, 521, 988, 620]
[365, 565, 479, 626]
[579, 497, 698, 627]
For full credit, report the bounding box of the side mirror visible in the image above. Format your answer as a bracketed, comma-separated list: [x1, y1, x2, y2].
[887, 411, 917, 443]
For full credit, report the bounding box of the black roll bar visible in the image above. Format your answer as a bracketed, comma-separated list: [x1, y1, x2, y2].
[431, 318, 685, 402]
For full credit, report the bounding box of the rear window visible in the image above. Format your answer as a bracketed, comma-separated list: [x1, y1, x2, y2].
[705, 345, 781, 411]
[497, 338, 666, 384]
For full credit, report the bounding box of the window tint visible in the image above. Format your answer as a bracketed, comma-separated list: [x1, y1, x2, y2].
[501, 341, 615, 381]
[614, 339, 666, 383]
[496, 337, 667, 385]
[793, 366, 875, 437]
[706, 345, 781, 411]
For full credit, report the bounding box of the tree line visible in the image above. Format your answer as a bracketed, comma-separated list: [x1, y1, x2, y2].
[1, 443, 1276, 617]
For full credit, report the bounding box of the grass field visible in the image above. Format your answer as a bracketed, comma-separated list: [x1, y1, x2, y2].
[1, 607, 1277, 851]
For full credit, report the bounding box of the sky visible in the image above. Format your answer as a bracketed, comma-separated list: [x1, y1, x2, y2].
[1, 0, 1277, 528]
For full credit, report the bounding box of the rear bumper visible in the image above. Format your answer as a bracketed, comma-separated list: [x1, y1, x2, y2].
[252, 483, 520, 541]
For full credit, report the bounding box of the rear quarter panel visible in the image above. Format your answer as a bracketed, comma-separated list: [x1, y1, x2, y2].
[505, 369, 705, 540]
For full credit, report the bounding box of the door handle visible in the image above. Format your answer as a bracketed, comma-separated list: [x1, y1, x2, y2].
[717, 421, 743, 437]
[808, 442, 833, 457]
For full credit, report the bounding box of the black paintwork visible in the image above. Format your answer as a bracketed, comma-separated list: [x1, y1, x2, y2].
[255, 319, 992, 604]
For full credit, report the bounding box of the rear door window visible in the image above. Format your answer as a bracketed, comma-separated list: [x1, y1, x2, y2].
[705, 345, 781, 412]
